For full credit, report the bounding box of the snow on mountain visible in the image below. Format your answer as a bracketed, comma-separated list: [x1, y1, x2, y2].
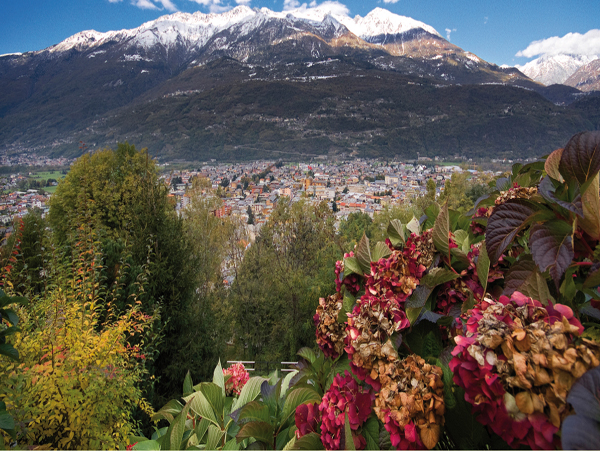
[516, 54, 599, 86]
[42, 6, 441, 55]
[564, 59, 600, 92]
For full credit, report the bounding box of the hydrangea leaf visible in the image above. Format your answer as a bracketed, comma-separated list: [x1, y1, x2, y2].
[545, 147, 565, 182]
[530, 221, 574, 287]
[485, 199, 544, 263]
[476, 242, 490, 293]
[372, 242, 392, 263]
[236, 421, 274, 446]
[406, 216, 420, 236]
[432, 202, 450, 258]
[387, 219, 405, 247]
[344, 256, 363, 277]
[363, 416, 380, 450]
[231, 377, 266, 412]
[580, 173, 600, 240]
[281, 387, 321, 424]
[213, 359, 226, 397]
[292, 432, 324, 450]
[183, 371, 194, 398]
[559, 131, 600, 193]
[356, 234, 372, 275]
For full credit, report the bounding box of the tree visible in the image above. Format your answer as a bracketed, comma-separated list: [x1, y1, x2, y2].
[47, 143, 198, 402]
[247, 206, 255, 225]
[230, 199, 339, 361]
[338, 211, 372, 252]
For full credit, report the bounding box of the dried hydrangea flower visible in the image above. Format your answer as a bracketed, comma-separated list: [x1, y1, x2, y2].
[374, 354, 445, 450]
[223, 363, 250, 396]
[450, 292, 600, 449]
[314, 292, 347, 359]
[345, 294, 408, 390]
[495, 184, 538, 206]
[319, 371, 373, 450]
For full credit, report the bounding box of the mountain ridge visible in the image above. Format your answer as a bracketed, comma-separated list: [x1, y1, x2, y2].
[0, 6, 598, 161]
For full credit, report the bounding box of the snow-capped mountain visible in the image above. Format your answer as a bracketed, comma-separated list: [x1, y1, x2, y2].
[1, 6, 592, 160]
[564, 59, 600, 92]
[516, 54, 599, 86]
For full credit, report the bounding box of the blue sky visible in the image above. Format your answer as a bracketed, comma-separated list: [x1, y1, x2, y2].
[1, 0, 599, 67]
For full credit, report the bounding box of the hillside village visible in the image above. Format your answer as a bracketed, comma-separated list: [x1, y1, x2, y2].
[0, 157, 504, 237]
[164, 159, 490, 228]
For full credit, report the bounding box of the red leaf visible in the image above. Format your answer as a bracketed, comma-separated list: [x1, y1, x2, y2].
[559, 131, 600, 190]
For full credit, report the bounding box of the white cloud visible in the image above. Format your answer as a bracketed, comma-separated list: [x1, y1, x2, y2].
[235, 0, 252, 5]
[516, 29, 600, 58]
[156, 0, 179, 11]
[445, 28, 456, 41]
[383, 0, 400, 3]
[132, 0, 160, 9]
[484, 16, 488, 25]
[187, 0, 232, 13]
[108, 0, 122, 3]
[283, 0, 349, 15]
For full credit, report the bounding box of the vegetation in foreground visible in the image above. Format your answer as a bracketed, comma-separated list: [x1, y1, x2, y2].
[1, 132, 600, 449]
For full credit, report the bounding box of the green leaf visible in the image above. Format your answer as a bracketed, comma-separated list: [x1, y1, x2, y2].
[183, 371, 194, 398]
[476, 243, 490, 293]
[453, 229, 470, 254]
[170, 401, 191, 451]
[387, 220, 405, 247]
[297, 348, 317, 364]
[207, 425, 225, 451]
[421, 268, 460, 288]
[236, 421, 274, 446]
[530, 221, 574, 287]
[372, 242, 392, 263]
[292, 432, 324, 450]
[232, 377, 266, 412]
[133, 440, 161, 450]
[283, 436, 297, 450]
[199, 382, 225, 423]
[451, 247, 470, 268]
[276, 427, 292, 450]
[406, 216, 420, 236]
[363, 416, 380, 450]
[485, 199, 543, 263]
[0, 344, 19, 361]
[356, 234, 372, 275]
[281, 370, 299, 397]
[196, 418, 211, 443]
[152, 399, 184, 423]
[406, 307, 423, 325]
[222, 437, 241, 450]
[0, 410, 15, 431]
[338, 291, 355, 324]
[343, 412, 356, 450]
[185, 390, 219, 427]
[584, 265, 600, 289]
[214, 359, 226, 398]
[344, 256, 363, 277]
[432, 202, 450, 258]
[281, 387, 321, 425]
[236, 401, 271, 424]
[461, 292, 475, 315]
[423, 330, 443, 359]
[560, 267, 578, 302]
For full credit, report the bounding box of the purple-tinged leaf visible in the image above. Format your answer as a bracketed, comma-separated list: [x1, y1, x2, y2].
[485, 199, 540, 263]
[580, 303, 600, 320]
[503, 257, 554, 305]
[530, 222, 574, 287]
[236, 421, 275, 446]
[545, 147, 565, 182]
[561, 415, 600, 450]
[496, 177, 512, 192]
[560, 131, 600, 192]
[538, 176, 583, 217]
[566, 365, 600, 420]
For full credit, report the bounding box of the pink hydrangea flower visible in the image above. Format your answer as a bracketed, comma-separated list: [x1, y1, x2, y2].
[223, 363, 250, 396]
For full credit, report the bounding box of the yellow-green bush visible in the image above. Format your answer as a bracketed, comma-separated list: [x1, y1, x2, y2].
[0, 225, 155, 449]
